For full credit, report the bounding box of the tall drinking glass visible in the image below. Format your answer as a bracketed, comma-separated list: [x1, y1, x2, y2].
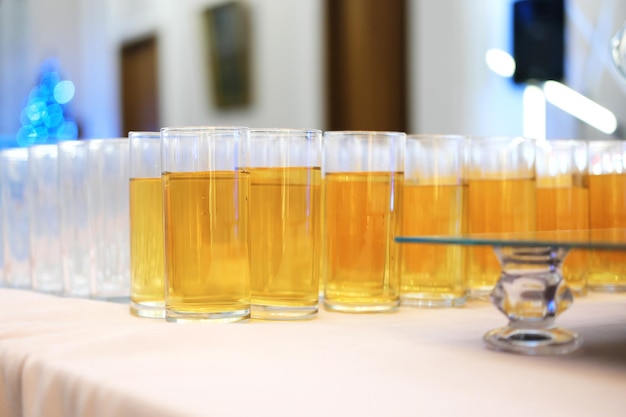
[1, 148, 31, 289]
[161, 126, 251, 323]
[400, 135, 466, 307]
[248, 128, 322, 320]
[29, 144, 63, 294]
[535, 140, 589, 296]
[587, 140, 626, 291]
[466, 136, 536, 300]
[86, 139, 130, 301]
[59, 140, 90, 297]
[129, 132, 165, 318]
[322, 131, 405, 313]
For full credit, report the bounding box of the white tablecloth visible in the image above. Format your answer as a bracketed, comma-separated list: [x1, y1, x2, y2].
[0, 288, 624, 417]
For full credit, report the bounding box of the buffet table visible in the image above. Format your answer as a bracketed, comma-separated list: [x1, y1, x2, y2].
[0, 288, 624, 417]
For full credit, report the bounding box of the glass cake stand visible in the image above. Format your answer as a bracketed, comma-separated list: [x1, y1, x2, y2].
[396, 229, 626, 355]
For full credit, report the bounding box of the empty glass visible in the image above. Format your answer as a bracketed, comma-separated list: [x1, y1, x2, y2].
[86, 139, 130, 301]
[29, 144, 63, 294]
[1, 148, 31, 289]
[59, 140, 90, 298]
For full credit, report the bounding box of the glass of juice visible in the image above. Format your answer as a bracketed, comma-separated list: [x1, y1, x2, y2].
[465, 136, 536, 300]
[322, 131, 405, 313]
[129, 131, 165, 318]
[248, 128, 322, 320]
[161, 126, 251, 322]
[400, 134, 466, 307]
[535, 139, 589, 296]
[587, 140, 626, 292]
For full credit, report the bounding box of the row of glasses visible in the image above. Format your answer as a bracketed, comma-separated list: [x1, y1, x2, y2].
[465, 137, 626, 299]
[0, 139, 130, 300]
[131, 130, 626, 324]
[131, 127, 324, 322]
[2, 131, 622, 323]
[393, 136, 625, 308]
[131, 128, 404, 321]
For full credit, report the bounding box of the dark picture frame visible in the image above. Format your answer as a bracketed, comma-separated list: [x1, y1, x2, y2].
[204, 2, 252, 108]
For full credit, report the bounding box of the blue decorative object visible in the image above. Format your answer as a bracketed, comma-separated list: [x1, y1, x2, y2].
[16, 58, 78, 147]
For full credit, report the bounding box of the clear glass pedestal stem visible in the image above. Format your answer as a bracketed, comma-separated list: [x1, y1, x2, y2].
[484, 245, 582, 355]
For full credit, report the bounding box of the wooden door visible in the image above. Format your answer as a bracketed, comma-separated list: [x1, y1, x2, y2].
[326, 0, 407, 131]
[120, 36, 160, 135]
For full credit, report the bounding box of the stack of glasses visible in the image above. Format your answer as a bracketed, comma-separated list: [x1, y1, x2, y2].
[0, 130, 624, 323]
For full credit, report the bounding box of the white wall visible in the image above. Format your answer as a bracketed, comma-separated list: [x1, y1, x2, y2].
[411, 0, 626, 139]
[0, 0, 624, 139]
[0, 0, 30, 139]
[108, 0, 324, 135]
[411, 0, 525, 136]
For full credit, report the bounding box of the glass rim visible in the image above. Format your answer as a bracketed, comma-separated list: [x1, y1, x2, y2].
[85, 138, 129, 145]
[406, 133, 467, 141]
[27, 143, 59, 152]
[406, 133, 470, 139]
[57, 139, 87, 148]
[250, 128, 322, 136]
[160, 126, 249, 134]
[324, 130, 405, 138]
[0, 147, 29, 161]
[28, 145, 59, 159]
[536, 139, 588, 150]
[467, 135, 535, 142]
[129, 131, 160, 138]
[587, 139, 626, 147]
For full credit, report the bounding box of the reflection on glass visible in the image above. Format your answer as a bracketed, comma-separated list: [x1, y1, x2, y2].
[611, 21, 626, 81]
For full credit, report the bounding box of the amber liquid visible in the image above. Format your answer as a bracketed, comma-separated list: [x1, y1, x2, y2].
[130, 178, 165, 317]
[322, 171, 403, 312]
[249, 167, 321, 318]
[588, 173, 626, 290]
[466, 178, 536, 298]
[163, 171, 251, 321]
[536, 186, 589, 295]
[400, 183, 466, 306]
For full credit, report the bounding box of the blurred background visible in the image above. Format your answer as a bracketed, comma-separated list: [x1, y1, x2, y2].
[0, 0, 625, 145]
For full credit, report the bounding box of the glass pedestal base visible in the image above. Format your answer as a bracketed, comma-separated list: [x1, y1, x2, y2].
[484, 322, 582, 355]
[485, 245, 581, 355]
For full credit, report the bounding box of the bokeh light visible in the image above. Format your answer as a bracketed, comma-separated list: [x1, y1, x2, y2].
[17, 58, 78, 145]
[54, 80, 75, 104]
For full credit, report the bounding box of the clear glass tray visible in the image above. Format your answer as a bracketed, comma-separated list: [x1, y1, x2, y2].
[395, 229, 626, 356]
[396, 229, 626, 250]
